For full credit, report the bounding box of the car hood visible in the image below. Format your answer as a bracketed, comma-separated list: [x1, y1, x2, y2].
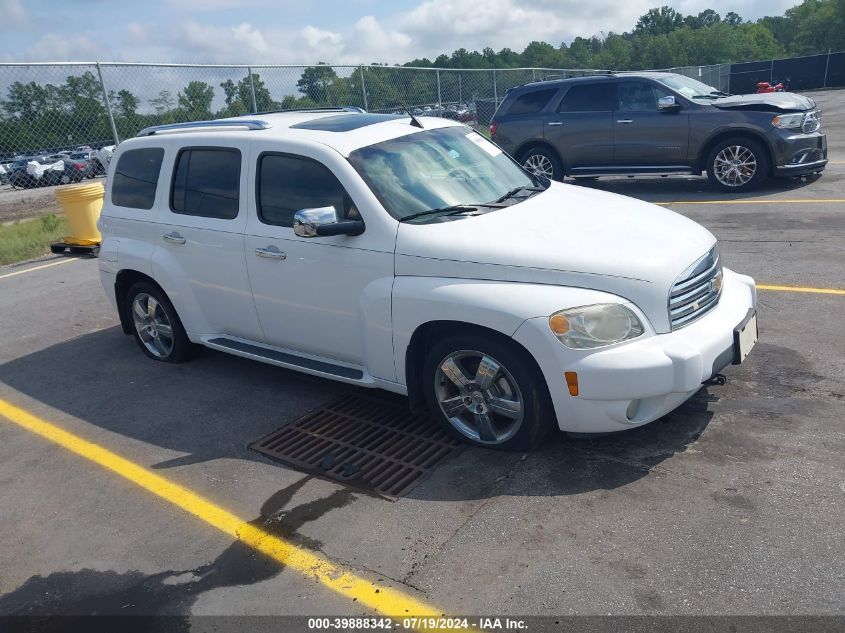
[394, 182, 716, 333]
[711, 92, 816, 112]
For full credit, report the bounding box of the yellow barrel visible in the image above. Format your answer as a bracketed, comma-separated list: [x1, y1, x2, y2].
[54, 181, 104, 245]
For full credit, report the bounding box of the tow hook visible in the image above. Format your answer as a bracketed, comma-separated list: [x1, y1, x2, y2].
[704, 373, 727, 386]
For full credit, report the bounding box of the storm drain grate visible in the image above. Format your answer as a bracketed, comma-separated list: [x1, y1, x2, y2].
[249, 391, 461, 498]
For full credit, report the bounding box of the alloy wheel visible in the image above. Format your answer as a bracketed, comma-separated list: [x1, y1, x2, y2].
[434, 350, 524, 445]
[523, 154, 554, 179]
[131, 293, 175, 359]
[713, 145, 757, 188]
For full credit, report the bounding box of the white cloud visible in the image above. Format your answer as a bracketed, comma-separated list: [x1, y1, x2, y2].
[0, 0, 26, 31]
[27, 33, 103, 61]
[178, 20, 269, 62]
[1, 0, 802, 65]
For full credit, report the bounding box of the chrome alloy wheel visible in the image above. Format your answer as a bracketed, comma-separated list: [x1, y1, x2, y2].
[131, 293, 174, 358]
[523, 154, 554, 179]
[713, 145, 757, 187]
[434, 350, 524, 445]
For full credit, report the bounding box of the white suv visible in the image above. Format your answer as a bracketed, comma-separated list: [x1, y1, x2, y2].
[98, 108, 758, 450]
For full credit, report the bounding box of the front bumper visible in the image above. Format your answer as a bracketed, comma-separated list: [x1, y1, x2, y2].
[772, 130, 827, 177]
[512, 268, 757, 433]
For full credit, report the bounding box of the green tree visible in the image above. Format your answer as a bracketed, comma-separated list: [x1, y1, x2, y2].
[177, 81, 214, 120]
[149, 90, 175, 115]
[296, 64, 339, 102]
[112, 89, 139, 118]
[635, 6, 684, 36]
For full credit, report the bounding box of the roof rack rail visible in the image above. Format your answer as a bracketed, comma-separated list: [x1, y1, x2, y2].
[257, 106, 366, 115]
[136, 119, 271, 137]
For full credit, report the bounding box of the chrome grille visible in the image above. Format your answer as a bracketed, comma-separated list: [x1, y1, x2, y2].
[669, 246, 723, 329]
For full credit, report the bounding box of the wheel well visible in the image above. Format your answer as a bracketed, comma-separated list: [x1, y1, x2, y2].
[114, 270, 165, 335]
[404, 320, 550, 414]
[696, 130, 775, 175]
[514, 140, 563, 171]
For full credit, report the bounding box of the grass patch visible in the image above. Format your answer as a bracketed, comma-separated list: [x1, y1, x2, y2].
[0, 214, 69, 266]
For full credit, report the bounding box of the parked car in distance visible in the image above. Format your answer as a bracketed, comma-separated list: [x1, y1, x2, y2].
[8, 153, 88, 188]
[98, 109, 758, 450]
[490, 71, 827, 192]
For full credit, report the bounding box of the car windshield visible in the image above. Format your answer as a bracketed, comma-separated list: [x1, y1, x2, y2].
[655, 75, 727, 99]
[348, 126, 540, 222]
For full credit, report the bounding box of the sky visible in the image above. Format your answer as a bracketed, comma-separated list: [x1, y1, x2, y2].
[0, 0, 800, 66]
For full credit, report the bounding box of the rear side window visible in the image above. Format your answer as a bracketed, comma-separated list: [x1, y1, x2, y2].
[507, 89, 558, 115]
[257, 154, 348, 228]
[558, 83, 615, 112]
[111, 148, 163, 210]
[171, 148, 241, 219]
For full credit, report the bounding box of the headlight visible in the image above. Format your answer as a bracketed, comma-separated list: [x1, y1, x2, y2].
[771, 113, 804, 129]
[549, 304, 644, 349]
[771, 111, 821, 133]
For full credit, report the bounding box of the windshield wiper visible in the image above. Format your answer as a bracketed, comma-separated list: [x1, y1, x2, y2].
[494, 186, 545, 203]
[710, 90, 731, 97]
[399, 204, 481, 223]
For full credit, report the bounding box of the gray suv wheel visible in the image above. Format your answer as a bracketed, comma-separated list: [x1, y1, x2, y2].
[706, 138, 769, 192]
[521, 147, 562, 181]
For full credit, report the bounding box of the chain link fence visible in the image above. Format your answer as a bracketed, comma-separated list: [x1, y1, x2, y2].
[0, 63, 612, 160]
[1, 54, 842, 163]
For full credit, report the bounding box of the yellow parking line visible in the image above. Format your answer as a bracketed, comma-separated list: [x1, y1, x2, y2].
[0, 396, 441, 621]
[0, 257, 78, 280]
[654, 199, 845, 205]
[758, 284, 845, 295]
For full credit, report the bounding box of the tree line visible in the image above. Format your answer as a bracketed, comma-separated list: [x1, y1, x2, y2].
[1, 0, 843, 154]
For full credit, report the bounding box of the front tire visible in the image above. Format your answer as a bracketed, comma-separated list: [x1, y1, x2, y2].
[706, 138, 769, 192]
[423, 331, 555, 450]
[521, 146, 563, 181]
[126, 281, 196, 363]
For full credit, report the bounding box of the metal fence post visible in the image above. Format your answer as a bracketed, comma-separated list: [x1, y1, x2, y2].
[247, 67, 258, 113]
[823, 50, 831, 88]
[493, 68, 498, 106]
[770, 59, 774, 84]
[532, 68, 536, 82]
[359, 65, 368, 111]
[95, 62, 120, 145]
[436, 68, 442, 111]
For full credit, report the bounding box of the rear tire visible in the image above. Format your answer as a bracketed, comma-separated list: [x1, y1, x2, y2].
[125, 281, 198, 363]
[521, 146, 563, 181]
[706, 138, 769, 192]
[423, 331, 555, 451]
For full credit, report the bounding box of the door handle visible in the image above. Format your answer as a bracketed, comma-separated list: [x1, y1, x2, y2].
[547, 121, 564, 126]
[255, 246, 286, 260]
[162, 232, 186, 245]
[616, 119, 634, 124]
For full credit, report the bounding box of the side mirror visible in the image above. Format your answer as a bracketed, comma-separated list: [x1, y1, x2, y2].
[658, 95, 680, 111]
[293, 206, 364, 238]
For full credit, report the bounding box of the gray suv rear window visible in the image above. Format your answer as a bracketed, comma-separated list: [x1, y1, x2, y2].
[111, 148, 164, 210]
[507, 89, 558, 115]
[557, 84, 615, 112]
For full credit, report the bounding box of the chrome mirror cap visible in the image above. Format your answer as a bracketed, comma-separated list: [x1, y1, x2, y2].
[293, 206, 340, 238]
[658, 95, 679, 111]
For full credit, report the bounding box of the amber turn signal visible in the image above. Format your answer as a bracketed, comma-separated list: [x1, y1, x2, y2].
[564, 371, 579, 396]
[549, 314, 571, 335]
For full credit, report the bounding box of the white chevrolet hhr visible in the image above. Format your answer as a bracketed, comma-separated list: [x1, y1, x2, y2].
[98, 108, 758, 450]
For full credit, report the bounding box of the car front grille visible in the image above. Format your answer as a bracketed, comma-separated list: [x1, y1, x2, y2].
[802, 110, 821, 134]
[669, 246, 723, 330]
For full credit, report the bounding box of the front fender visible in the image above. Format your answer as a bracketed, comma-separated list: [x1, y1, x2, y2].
[391, 277, 634, 385]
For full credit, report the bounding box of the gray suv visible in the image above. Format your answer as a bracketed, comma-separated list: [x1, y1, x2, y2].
[490, 72, 828, 192]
